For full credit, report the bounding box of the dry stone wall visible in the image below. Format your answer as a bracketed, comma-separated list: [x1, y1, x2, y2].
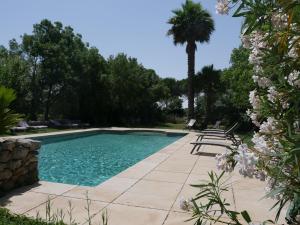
[0, 138, 40, 196]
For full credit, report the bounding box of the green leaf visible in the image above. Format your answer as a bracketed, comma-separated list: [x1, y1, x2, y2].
[241, 210, 252, 223]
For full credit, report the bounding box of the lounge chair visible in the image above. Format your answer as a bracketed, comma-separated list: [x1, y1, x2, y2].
[190, 141, 234, 154]
[21, 121, 48, 129]
[212, 120, 221, 129]
[10, 121, 48, 134]
[49, 119, 79, 128]
[10, 126, 28, 134]
[186, 119, 196, 130]
[196, 122, 239, 141]
[193, 123, 240, 151]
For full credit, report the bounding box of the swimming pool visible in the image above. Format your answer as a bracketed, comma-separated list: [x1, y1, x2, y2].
[35, 131, 185, 186]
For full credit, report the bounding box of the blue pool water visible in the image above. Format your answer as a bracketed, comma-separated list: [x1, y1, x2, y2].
[35, 131, 184, 186]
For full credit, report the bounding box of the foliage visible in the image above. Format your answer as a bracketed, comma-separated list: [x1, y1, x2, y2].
[0, 193, 108, 225]
[0, 208, 65, 225]
[182, 171, 274, 225]
[195, 65, 222, 126]
[167, 0, 215, 119]
[197, 0, 300, 224]
[221, 46, 254, 114]
[0, 86, 21, 134]
[0, 19, 186, 126]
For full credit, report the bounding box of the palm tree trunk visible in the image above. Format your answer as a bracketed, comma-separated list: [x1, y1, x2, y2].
[186, 41, 196, 120]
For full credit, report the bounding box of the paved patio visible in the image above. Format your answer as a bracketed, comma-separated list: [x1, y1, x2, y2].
[0, 129, 285, 224]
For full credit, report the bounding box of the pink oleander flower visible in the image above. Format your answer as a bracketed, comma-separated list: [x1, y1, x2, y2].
[253, 75, 271, 88]
[249, 90, 261, 110]
[271, 12, 288, 30]
[267, 86, 278, 103]
[215, 0, 229, 15]
[287, 70, 300, 88]
[252, 133, 269, 154]
[259, 117, 279, 134]
[247, 109, 260, 127]
[234, 144, 258, 178]
[179, 198, 193, 211]
[215, 152, 234, 172]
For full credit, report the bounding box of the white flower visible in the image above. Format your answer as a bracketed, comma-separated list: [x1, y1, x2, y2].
[247, 110, 260, 127]
[253, 76, 271, 88]
[215, 0, 229, 15]
[215, 152, 234, 172]
[281, 100, 290, 109]
[288, 36, 299, 59]
[253, 65, 263, 74]
[252, 133, 269, 154]
[234, 144, 258, 178]
[241, 34, 251, 49]
[271, 12, 288, 30]
[247, 31, 268, 65]
[287, 70, 300, 87]
[249, 90, 260, 110]
[267, 86, 278, 103]
[249, 48, 263, 65]
[179, 198, 193, 211]
[267, 86, 290, 109]
[259, 117, 279, 134]
[255, 171, 266, 181]
[265, 177, 282, 200]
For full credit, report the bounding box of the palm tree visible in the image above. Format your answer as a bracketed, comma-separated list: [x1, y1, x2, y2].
[167, 0, 215, 119]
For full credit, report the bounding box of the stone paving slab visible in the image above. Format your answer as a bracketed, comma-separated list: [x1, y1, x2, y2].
[25, 196, 108, 224]
[0, 128, 287, 224]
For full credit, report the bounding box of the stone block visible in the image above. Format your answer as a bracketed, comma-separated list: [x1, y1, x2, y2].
[12, 147, 29, 160]
[9, 160, 22, 170]
[2, 140, 16, 151]
[16, 139, 32, 148]
[0, 169, 13, 180]
[0, 151, 11, 163]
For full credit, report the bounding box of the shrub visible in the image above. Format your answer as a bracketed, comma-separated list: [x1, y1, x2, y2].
[0, 208, 65, 225]
[0, 86, 21, 134]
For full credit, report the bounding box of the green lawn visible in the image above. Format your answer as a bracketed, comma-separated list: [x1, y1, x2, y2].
[153, 122, 186, 130]
[237, 132, 253, 146]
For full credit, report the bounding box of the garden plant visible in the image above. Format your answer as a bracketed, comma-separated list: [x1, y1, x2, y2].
[181, 0, 300, 224]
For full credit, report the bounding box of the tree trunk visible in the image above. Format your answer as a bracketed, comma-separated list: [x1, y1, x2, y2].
[30, 58, 38, 121]
[186, 42, 196, 120]
[44, 84, 52, 121]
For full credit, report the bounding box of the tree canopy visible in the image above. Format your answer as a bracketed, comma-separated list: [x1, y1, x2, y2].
[0, 19, 184, 126]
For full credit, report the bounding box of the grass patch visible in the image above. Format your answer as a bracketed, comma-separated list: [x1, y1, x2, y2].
[153, 122, 186, 130]
[0, 208, 65, 225]
[237, 132, 253, 147]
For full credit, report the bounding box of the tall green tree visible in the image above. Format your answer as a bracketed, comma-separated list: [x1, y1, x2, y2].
[196, 65, 221, 125]
[24, 20, 74, 120]
[221, 46, 254, 115]
[167, 0, 215, 119]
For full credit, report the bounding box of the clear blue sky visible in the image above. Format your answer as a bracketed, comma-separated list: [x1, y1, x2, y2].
[0, 0, 243, 80]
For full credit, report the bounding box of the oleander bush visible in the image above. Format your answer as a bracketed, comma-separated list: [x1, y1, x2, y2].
[180, 0, 300, 224]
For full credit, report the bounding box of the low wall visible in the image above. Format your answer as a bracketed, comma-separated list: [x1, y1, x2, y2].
[0, 138, 40, 196]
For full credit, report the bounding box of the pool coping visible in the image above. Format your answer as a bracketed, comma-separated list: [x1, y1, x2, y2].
[3, 127, 188, 140]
